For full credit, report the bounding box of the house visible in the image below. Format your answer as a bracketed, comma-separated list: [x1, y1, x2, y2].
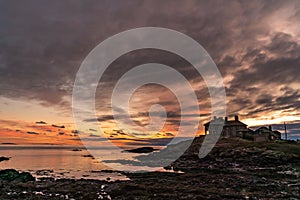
[204, 115, 248, 138]
[204, 115, 281, 141]
[253, 126, 281, 142]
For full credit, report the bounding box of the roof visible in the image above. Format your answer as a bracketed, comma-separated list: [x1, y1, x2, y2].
[271, 131, 281, 137]
[224, 120, 247, 127]
[204, 119, 247, 127]
[254, 127, 271, 133]
[238, 128, 254, 132]
[253, 127, 281, 137]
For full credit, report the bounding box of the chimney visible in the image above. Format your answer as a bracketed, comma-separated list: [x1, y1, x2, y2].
[214, 116, 217, 120]
[225, 117, 228, 122]
[269, 125, 272, 131]
[235, 115, 239, 121]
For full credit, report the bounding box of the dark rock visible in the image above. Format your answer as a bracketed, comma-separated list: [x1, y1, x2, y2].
[1, 143, 16, 145]
[125, 147, 157, 153]
[0, 156, 10, 162]
[72, 149, 82, 151]
[35, 169, 54, 177]
[163, 165, 172, 170]
[81, 154, 94, 158]
[15, 172, 35, 182]
[0, 169, 35, 182]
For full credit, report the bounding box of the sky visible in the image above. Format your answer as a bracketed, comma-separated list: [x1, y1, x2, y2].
[1, 0, 300, 145]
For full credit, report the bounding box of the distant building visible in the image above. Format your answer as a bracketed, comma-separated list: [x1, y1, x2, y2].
[204, 115, 281, 142]
[253, 126, 281, 142]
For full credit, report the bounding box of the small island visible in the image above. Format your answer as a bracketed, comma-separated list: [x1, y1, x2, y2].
[125, 147, 157, 153]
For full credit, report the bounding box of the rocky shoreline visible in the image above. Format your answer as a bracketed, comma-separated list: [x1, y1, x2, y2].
[1, 137, 300, 199]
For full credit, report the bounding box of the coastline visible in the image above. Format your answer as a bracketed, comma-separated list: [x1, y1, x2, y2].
[1, 137, 300, 199]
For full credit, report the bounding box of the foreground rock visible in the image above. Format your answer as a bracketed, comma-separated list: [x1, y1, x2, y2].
[1, 168, 300, 199]
[169, 137, 300, 171]
[0, 169, 35, 182]
[0, 178, 110, 200]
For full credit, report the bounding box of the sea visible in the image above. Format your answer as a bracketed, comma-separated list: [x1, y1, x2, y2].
[0, 137, 192, 180]
[0, 145, 129, 181]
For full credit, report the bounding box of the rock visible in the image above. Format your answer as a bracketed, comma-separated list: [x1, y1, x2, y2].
[35, 169, 54, 176]
[163, 166, 172, 170]
[72, 149, 82, 151]
[0, 169, 35, 182]
[125, 147, 157, 153]
[81, 154, 94, 158]
[16, 172, 35, 182]
[0, 156, 10, 162]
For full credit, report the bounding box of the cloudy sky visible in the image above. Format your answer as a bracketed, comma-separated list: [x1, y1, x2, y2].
[1, 0, 300, 145]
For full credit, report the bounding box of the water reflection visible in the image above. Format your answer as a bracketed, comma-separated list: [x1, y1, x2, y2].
[0, 145, 128, 181]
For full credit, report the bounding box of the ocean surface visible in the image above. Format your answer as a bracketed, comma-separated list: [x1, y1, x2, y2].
[0, 145, 129, 181]
[0, 137, 192, 180]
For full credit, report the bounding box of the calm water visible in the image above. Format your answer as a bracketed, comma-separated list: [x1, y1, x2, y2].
[0, 145, 129, 181]
[0, 137, 192, 179]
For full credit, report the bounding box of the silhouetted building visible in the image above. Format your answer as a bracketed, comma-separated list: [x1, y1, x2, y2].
[204, 115, 281, 141]
[204, 115, 248, 137]
[253, 126, 281, 141]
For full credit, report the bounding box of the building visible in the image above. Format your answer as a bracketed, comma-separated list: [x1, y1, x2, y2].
[204, 115, 281, 141]
[253, 126, 281, 142]
[204, 115, 248, 138]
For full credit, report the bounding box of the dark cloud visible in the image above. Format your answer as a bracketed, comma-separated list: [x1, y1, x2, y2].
[226, 30, 300, 118]
[84, 111, 201, 123]
[255, 94, 274, 105]
[35, 121, 47, 124]
[27, 131, 39, 135]
[51, 124, 65, 129]
[275, 90, 300, 106]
